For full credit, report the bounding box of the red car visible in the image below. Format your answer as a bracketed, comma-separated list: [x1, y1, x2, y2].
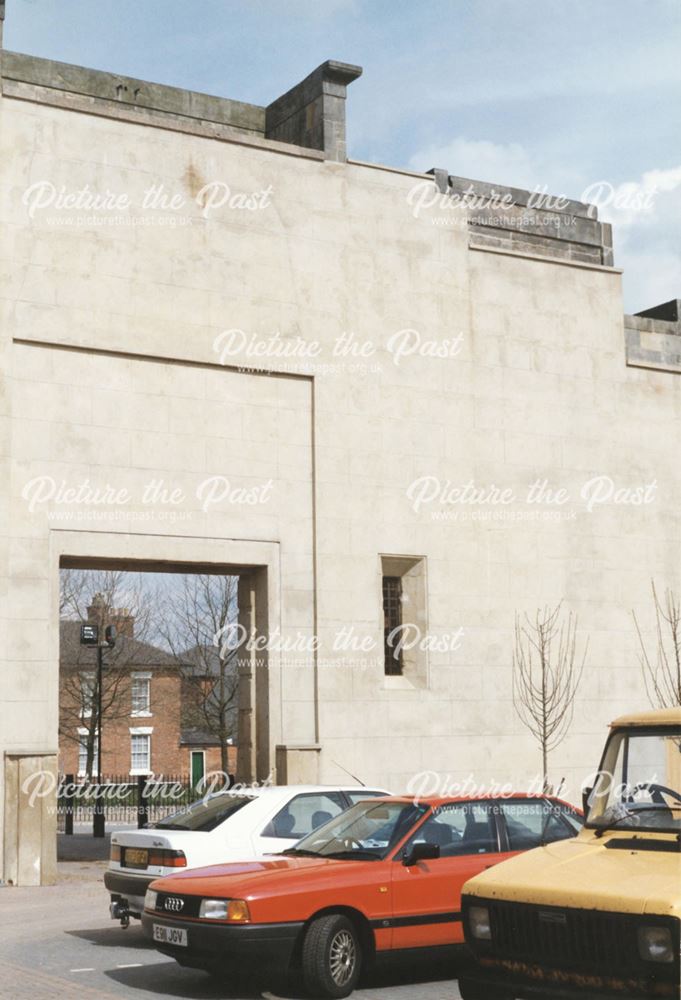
[142, 794, 582, 998]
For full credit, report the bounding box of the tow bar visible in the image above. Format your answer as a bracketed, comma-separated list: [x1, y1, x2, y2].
[110, 899, 130, 929]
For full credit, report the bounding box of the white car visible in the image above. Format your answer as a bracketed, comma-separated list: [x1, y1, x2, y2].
[105, 784, 388, 924]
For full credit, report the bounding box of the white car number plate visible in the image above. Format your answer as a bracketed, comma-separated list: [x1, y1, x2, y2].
[153, 924, 187, 947]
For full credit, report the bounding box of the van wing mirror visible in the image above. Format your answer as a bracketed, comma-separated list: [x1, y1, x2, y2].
[582, 786, 593, 817]
[402, 841, 440, 866]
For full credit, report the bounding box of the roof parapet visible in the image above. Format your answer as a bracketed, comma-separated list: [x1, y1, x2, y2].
[2, 51, 266, 133]
[429, 168, 613, 267]
[1, 48, 362, 160]
[266, 60, 362, 162]
[635, 299, 680, 324]
[0, 5, 361, 159]
[625, 299, 681, 374]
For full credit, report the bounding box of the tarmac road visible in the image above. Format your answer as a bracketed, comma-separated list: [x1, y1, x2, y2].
[0, 860, 464, 1000]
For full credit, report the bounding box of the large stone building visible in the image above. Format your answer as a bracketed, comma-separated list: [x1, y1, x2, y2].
[2, 4, 680, 884]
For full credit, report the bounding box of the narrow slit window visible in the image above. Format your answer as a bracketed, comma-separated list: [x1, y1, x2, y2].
[383, 575, 403, 675]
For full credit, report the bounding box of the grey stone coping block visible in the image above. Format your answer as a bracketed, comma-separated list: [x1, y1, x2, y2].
[468, 206, 604, 247]
[428, 168, 597, 220]
[625, 328, 681, 374]
[4, 78, 326, 160]
[625, 303, 681, 373]
[470, 228, 603, 265]
[266, 60, 362, 131]
[2, 51, 266, 132]
[266, 60, 362, 161]
[427, 168, 612, 263]
[626, 309, 681, 337]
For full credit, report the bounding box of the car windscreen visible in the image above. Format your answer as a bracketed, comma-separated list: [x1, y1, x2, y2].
[152, 794, 254, 832]
[285, 800, 428, 860]
[588, 728, 681, 834]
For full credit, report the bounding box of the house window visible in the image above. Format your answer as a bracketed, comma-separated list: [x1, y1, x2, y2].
[80, 672, 95, 718]
[130, 732, 151, 774]
[381, 555, 429, 687]
[131, 673, 151, 716]
[78, 729, 98, 777]
[383, 576, 403, 675]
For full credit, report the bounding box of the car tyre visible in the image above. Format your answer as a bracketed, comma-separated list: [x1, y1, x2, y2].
[302, 914, 362, 999]
[458, 977, 514, 1000]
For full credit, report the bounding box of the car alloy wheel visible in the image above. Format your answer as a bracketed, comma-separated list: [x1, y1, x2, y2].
[302, 913, 362, 998]
[328, 928, 356, 987]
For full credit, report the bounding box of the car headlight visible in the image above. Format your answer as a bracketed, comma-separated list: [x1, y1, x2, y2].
[638, 926, 674, 964]
[199, 898, 250, 922]
[468, 905, 492, 941]
[144, 889, 157, 911]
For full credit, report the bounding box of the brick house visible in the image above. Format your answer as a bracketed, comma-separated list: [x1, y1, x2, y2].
[58, 599, 236, 782]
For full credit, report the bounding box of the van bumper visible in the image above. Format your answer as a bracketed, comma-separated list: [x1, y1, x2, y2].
[463, 961, 679, 1000]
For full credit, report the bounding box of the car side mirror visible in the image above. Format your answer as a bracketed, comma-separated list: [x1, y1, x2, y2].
[582, 786, 593, 816]
[402, 842, 440, 867]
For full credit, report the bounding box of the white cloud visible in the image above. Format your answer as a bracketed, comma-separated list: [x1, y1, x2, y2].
[601, 165, 681, 312]
[408, 137, 540, 189]
[620, 250, 681, 314]
[581, 166, 681, 229]
[407, 141, 681, 313]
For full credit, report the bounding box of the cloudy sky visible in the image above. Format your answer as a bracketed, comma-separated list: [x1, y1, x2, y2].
[6, 0, 680, 311]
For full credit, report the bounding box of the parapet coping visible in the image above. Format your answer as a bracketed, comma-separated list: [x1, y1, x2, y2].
[2, 77, 325, 161]
[2, 51, 265, 131]
[469, 243, 622, 273]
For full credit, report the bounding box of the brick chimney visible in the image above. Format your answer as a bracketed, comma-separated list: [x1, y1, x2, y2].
[86, 593, 134, 638]
[86, 593, 107, 630]
[110, 608, 134, 639]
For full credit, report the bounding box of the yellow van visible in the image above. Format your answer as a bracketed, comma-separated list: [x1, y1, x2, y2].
[461, 708, 681, 1000]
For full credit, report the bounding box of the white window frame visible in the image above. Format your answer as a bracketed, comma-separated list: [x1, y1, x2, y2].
[131, 671, 152, 718]
[129, 727, 153, 775]
[77, 726, 98, 777]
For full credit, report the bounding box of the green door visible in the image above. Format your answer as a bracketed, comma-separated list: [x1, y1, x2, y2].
[191, 751, 205, 788]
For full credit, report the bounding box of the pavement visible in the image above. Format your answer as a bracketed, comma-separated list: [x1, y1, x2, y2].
[0, 861, 464, 1000]
[58, 822, 144, 862]
[57, 830, 113, 861]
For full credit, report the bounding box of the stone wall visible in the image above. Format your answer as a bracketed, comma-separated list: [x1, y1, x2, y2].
[1, 39, 679, 885]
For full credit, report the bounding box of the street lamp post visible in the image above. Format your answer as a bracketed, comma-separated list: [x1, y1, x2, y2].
[80, 622, 116, 838]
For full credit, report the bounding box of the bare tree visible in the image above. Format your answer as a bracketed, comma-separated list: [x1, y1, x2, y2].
[513, 603, 587, 792]
[59, 569, 159, 778]
[633, 581, 681, 709]
[160, 574, 239, 774]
